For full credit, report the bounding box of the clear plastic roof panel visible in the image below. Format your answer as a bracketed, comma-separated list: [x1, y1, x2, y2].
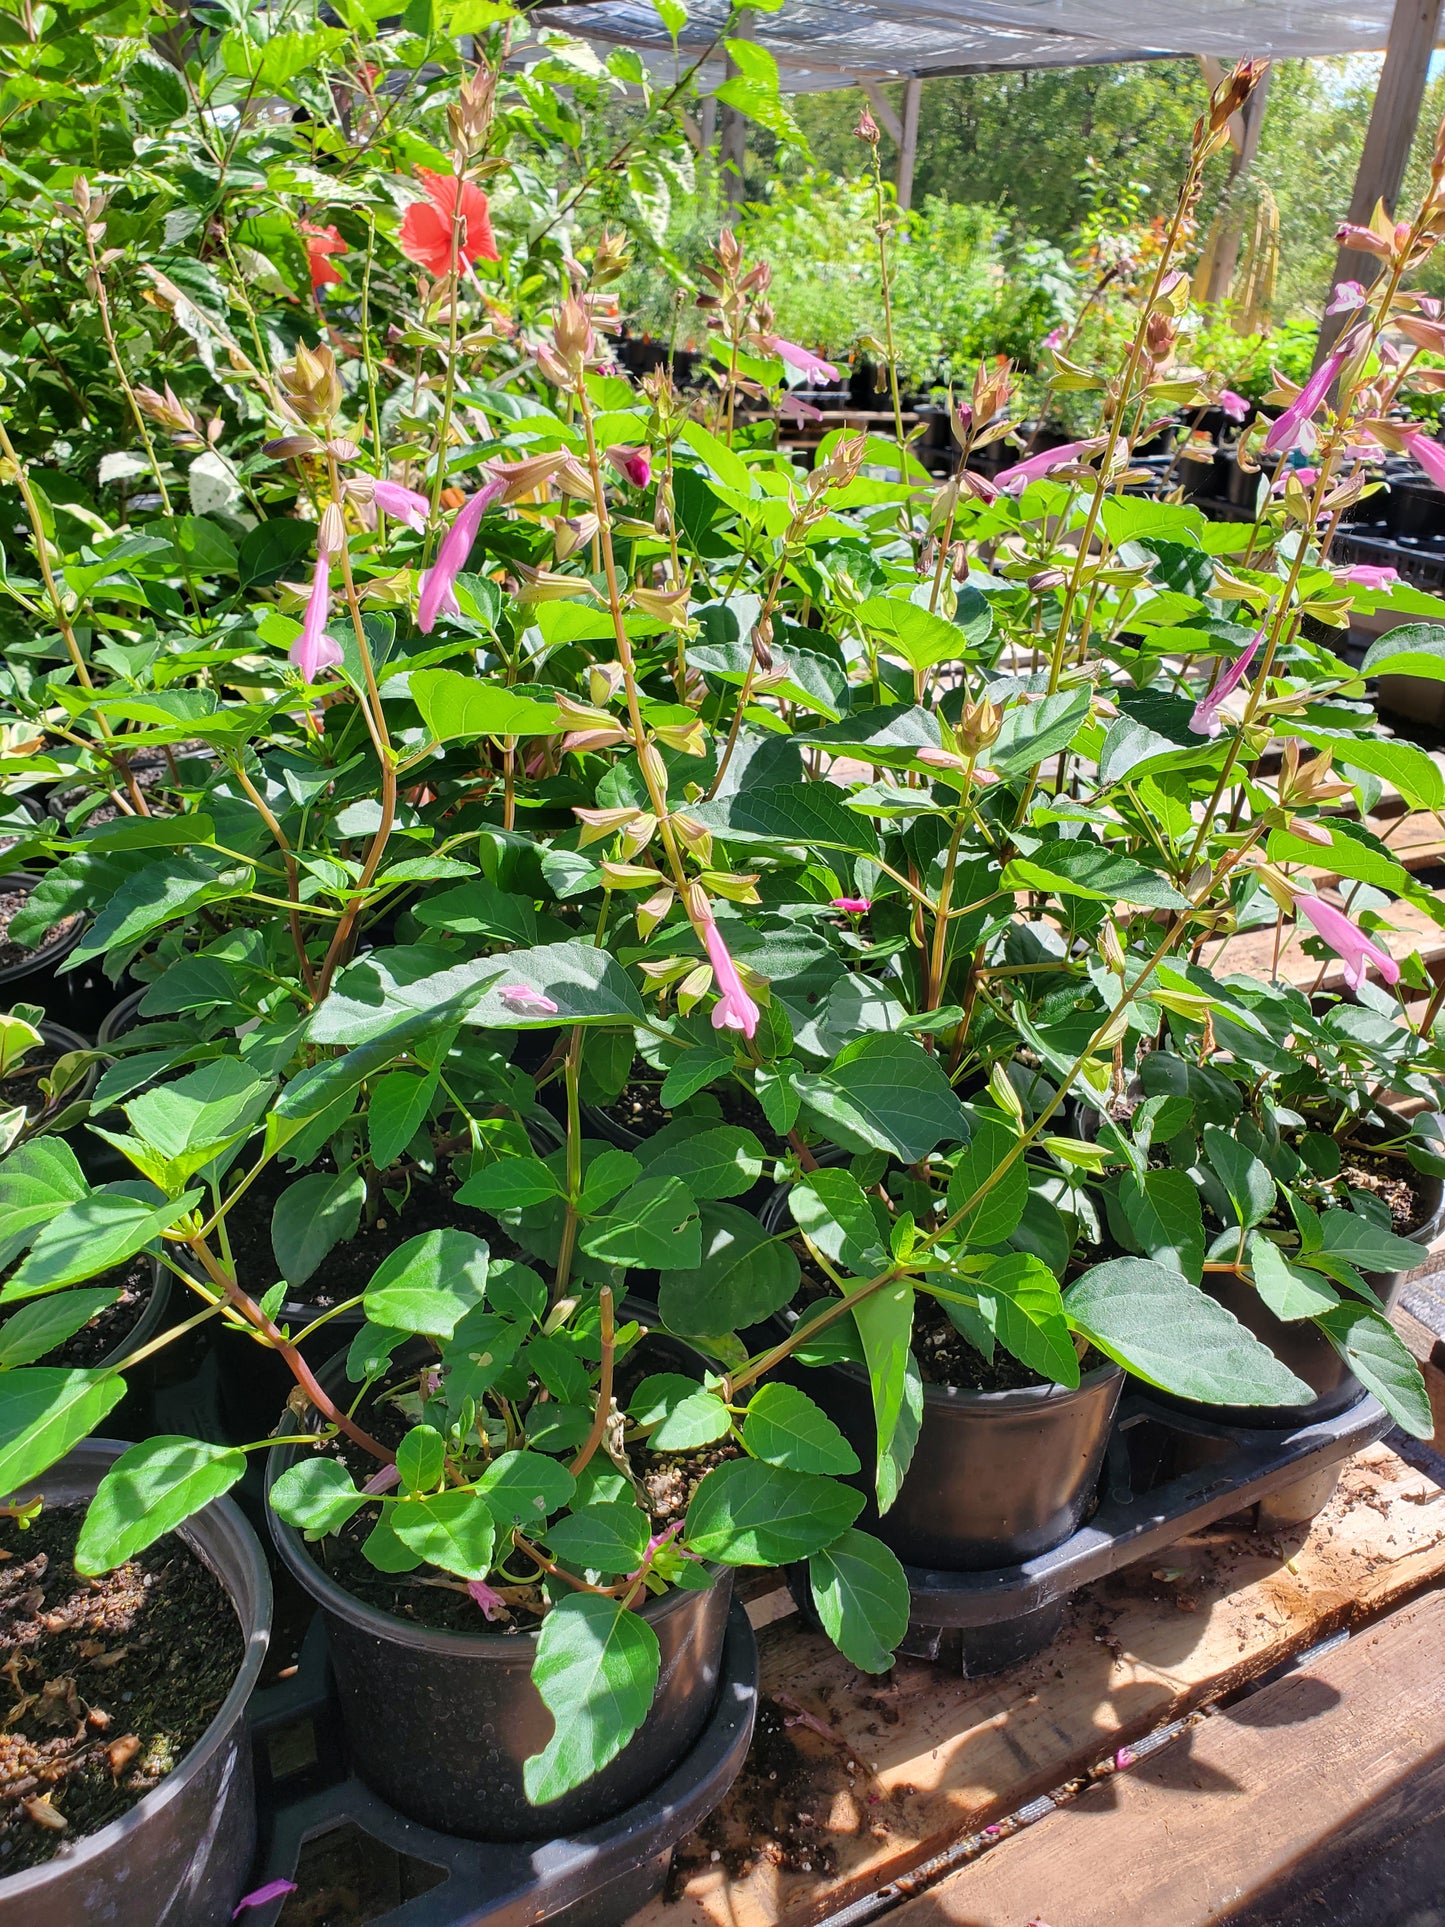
[531, 1, 1411, 90]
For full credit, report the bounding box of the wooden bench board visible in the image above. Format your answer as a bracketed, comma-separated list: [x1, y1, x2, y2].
[887, 1587, 1445, 1927]
[633, 1441, 1445, 1927]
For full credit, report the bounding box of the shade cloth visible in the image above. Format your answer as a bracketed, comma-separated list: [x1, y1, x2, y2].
[531, 1, 1420, 89]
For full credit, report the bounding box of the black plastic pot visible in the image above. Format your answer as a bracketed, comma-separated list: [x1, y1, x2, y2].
[0, 871, 84, 1015]
[758, 1181, 1124, 1571]
[1388, 476, 1445, 542]
[0, 1439, 271, 1927]
[266, 1339, 735, 1842]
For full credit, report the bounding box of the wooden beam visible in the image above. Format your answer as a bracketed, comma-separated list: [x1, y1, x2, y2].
[719, 15, 752, 210]
[1319, 0, 1445, 356]
[1203, 63, 1273, 304]
[859, 77, 902, 147]
[896, 77, 922, 212]
[889, 1590, 1445, 1927]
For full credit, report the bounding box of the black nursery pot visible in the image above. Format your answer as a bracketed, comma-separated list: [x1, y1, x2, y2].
[0, 1440, 271, 1927]
[266, 1339, 735, 1842]
[0, 872, 85, 1023]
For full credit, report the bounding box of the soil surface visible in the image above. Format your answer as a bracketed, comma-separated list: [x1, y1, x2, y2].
[596, 1059, 781, 1152]
[0, 1256, 157, 1368]
[51, 745, 204, 831]
[0, 890, 80, 970]
[0, 1505, 243, 1874]
[1335, 1145, 1432, 1235]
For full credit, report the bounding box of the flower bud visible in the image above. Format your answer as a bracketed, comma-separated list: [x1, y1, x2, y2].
[281, 341, 342, 423]
[854, 105, 880, 143]
[956, 696, 1001, 753]
[317, 502, 346, 558]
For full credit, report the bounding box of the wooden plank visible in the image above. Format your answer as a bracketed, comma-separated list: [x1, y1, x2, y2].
[895, 80, 921, 213]
[635, 1443, 1445, 1927]
[886, 1588, 1445, 1927]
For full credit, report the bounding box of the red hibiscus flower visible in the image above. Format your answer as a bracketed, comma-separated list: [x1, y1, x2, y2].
[398, 168, 499, 277]
[301, 222, 347, 291]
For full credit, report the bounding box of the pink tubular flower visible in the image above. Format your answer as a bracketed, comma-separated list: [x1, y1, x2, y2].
[1189, 627, 1264, 738]
[1271, 464, 1319, 496]
[363, 1463, 401, 1495]
[467, 1579, 508, 1620]
[498, 984, 559, 1017]
[289, 548, 342, 683]
[1326, 279, 1369, 315]
[605, 443, 651, 488]
[233, 1883, 298, 1918]
[1262, 349, 1346, 456]
[1217, 388, 1249, 422]
[831, 897, 871, 913]
[1298, 895, 1400, 992]
[372, 479, 431, 531]
[777, 394, 823, 424]
[1340, 564, 1400, 591]
[1335, 222, 1393, 258]
[765, 336, 840, 384]
[1042, 325, 1065, 351]
[417, 477, 507, 632]
[995, 437, 1104, 493]
[699, 914, 760, 1040]
[1405, 429, 1445, 491]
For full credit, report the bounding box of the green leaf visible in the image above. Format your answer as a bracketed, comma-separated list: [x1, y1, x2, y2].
[391, 1491, 497, 1580]
[1249, 1236, 1340, 1320]
[368, 1068, 441, 1171]
[1292, 728, 1445, 813]
[396, 1424, 446, 1493]
[271, 1168, 367, 1290]
[362, 1230, 489, 1337]
[656, 1201, 800, 1336]
[0, 1289, 120, 1368]
[1005, 839, 1189, 911]
[1203, 1125, 1276, 1230]
[853, 1277, 916, 1510]
[3, 1187, 201, 1301]
[1312, 1212, 1423, 1275]
[741, 1381, 859, 1475]
[74, 1437, 245, 1574]
[455, 1158, 564, 1211]
[685, 1458, 863, 1564]
[629, 1373, 732, 1450]
[405, 669, 560, 741]
[477, 1449, 576, 1530]
[0, 1136, 90, 1269]
[0, 1369, 127, 1492]
[123, 1060, 271, 1179]
[1116, 1167, 1204, 1283]
[523, 1593, 661, 1805]
[69, 853, 250, 967]
[946, 1110, 1029, 1246]
[690, 783, 880, 858]
[1316, 1302, 1433, 1437]
[1359, 622, 1445, 680]
[858, 596, 970, 674]
[546, 1499, 651, 1576]
[808, 1529, 909, 1673]
[362, 1515, 423, 1572]
[637, 1125, 764, 1200]
[659, 1048, 733, 1108]
[579, 1175, 701, 1270]
[789, 1167, 889, 1275]
[269, 1455, 367, 1535]
[799, 1034, 968, 1162]
[972, 1252, 1079, 1386]
[1065, 1259, 1312, 1405]
[986, 691, 1091, 779]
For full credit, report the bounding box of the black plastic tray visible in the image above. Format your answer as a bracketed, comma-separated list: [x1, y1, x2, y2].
[241, 1599, 758, 1927]
[893, 1390, 1392, 1674]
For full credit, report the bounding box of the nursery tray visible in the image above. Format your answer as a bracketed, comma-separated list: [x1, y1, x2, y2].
[895, 1390, 1394, 1673]
[239, 1599, 758, 1927]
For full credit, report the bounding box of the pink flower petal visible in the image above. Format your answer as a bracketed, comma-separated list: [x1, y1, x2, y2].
[233, 1881, 298, 1918]
[699, 914, 759, 1040]
[417, 477, 507, 633]
[767, 336, 840, 384]
[1298, 896, 1399, 992]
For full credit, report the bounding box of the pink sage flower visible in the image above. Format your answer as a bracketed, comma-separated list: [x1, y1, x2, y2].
[1298, 895, 1400, 991]
[1326, 279, 1369, 315]
[1189, 627, 1264, 738]
[1271, 464, 1319, 496]
[289, 548, 342, 683]
[233, 1882, 298, 1918]
[1340, 564, 1400, 590]
[1334, 222, 1393, 258]
[1217, 388, 1249, 422]
[1404, 429, 1445, 491]
[1262, 349, 1348, 456]
[417, 476, 507, 633]
[777, 394, 823, 424]
[467, 1579, 508, 1620]
[765, 336, 840, 384]
[1042, 325, 1065, 351]
[605, 444, 651, 489]
[498, 984, 559, 1017]
[372, 479, 431, 531]
[995, 438, 1104, 493]
[830, 897, 871, 913]
[699, 914, 760, 1040]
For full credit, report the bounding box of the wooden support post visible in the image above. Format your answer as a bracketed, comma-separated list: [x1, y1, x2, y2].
[896, 77, 921, 212]
[719, 11, 751, 210]
[1318, 0, 1445, 357]
[699, 93, 716, 155]
[859, 77, 902, 147]
[1197, 58, 1273, 305]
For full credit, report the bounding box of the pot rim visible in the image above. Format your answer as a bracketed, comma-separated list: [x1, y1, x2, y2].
[0, 872, 86, 982]
[0, 1438, 271, 1901]
[265, 1330, 727, 1660]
